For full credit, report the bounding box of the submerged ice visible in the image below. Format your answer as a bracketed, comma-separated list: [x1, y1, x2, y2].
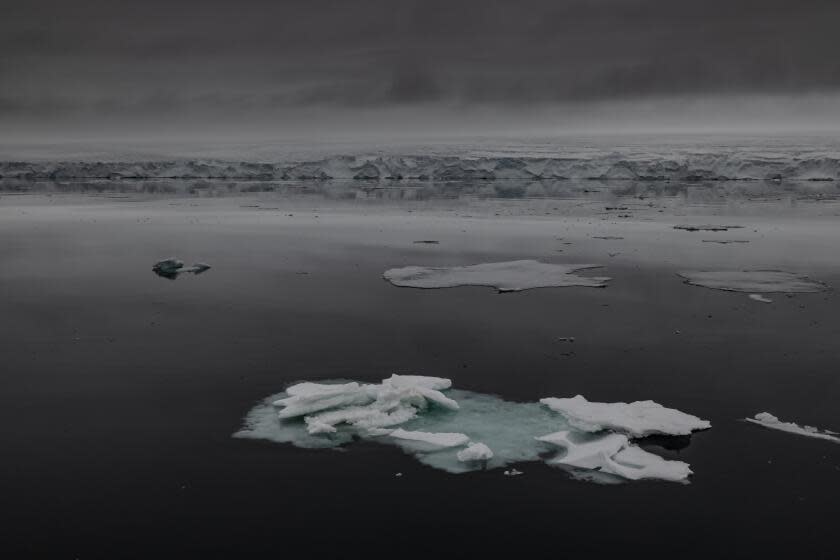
[235, 376, 707, 482]
[383, 260, 610, 292]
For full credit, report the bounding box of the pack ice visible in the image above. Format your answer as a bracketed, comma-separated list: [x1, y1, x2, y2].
[234, 375, 710, 483]
[383, 261, 610, 292]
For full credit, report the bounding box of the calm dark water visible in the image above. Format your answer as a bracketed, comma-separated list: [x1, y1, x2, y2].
[1, 182, 838, 558]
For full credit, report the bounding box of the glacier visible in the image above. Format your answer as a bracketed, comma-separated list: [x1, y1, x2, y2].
[4, 150, 840, 182]
[234, 375, 709, 482]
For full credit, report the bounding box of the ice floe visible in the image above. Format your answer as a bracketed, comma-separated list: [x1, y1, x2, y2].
[539, 395, 711, 437]
[536, 431, 692, 482]
[678, 270, 827, 293]
[748, 294, 773, 303]
[383, 260, 610, 292]
[744, 412, 840, 444]
[235, 376, 705, 482]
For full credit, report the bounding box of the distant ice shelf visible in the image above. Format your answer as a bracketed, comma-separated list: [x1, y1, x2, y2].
[234, 375, 708, 483]
[383, 260, 610, 292]
[4, 151, 840, 181]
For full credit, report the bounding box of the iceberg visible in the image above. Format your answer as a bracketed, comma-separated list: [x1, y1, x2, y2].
[383, 260, 610, 292]
[539, 395, 711, 437]
[235, 377, 706, 482]
[744, 412, 839, 444]
[678, 270, 827, 293]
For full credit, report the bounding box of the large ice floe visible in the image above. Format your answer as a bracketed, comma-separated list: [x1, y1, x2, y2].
[234, 375, 709, 483]
[678, 270, 827, 294]
[383, 260, 610, 292]
[540, 395, 711, 438]
[745, 412, 839, 444]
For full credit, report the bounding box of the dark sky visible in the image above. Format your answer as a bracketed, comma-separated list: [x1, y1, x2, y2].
[3, 0, 840, 138]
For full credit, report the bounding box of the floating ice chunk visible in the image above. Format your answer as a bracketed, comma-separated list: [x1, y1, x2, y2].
[274, 382, 374, 419]
[457, 442, 494, 462]
[153, 258, 183, 274]
[678, 270, 827, 293]
[540, 395, 710, 437]
[744, 412, 840, 444]
[503, 469, 524, 476]
[389, 429, 470, 448]
[383, 260, 610, 292]
[674, 224, 744, 232]
[701, 239, 750, 244]
[536, 431, 692, 482]
[748, 294, 773, 303]
[276, 376, 459, 435]
[153, 257, 211, 279]
[186, 262, 211, 274]
[384, 374, 452, 391]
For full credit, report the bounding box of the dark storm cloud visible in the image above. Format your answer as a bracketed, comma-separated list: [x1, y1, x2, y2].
[2, 0, 840, 121]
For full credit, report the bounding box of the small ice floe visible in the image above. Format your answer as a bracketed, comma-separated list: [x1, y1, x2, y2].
[557, 337, 575, 343]
[457, 442, 494, 463]
[748, 294, 773, 303]
[678, 270, 827, 293]
[744, 412, 840, 444]
[701, 239, 750, 244]
[536, 431, 692, 482]
[503, 469, 523, 476]
[413, 240, 440, 244]
[152, 258, 211, 279]
[235, 377, 706, 483]
[540, 395, 711, 438]
[383, 260, 610, 292]
[674, 224, 744, 232]
[592, 236, 624, 240]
